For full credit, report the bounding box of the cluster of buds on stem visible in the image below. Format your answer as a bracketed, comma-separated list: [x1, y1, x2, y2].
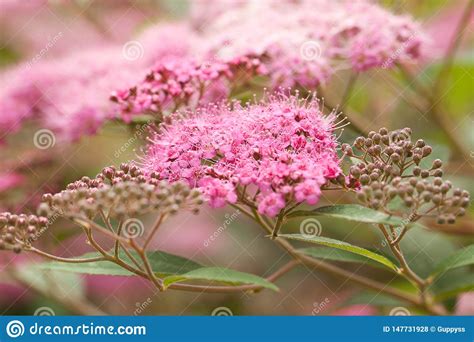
[0, 212, 49, 253]
[342, 127, 470, 224]
[37, 163, 203, 221]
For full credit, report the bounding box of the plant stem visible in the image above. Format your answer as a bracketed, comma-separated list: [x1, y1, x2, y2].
[271, 212, 285, 239]
[27, 247, 106, 263]
[129, 239, 164, 291]
[378, 224, 444, 314]
[114, 220, 123, 258]
[249, 209, 442, 313]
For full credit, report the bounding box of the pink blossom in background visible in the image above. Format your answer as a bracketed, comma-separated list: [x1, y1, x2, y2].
[196, 0, 428, 88]
[455, 292, 474, 315]
[0, 22, 197, 142]
[189, 0, 245, 30]
[0, 1, 147, 60]
[142, 94, 341, 216]
[333, 305, 378, 316]
[0, 173, 24, 193]
[425, 2, 474, 58]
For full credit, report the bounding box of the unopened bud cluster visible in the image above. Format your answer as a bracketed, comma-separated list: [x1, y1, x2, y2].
[37, 163, 203, 221]
[342, 128, 470, 224]
[0, 212, 49, 253]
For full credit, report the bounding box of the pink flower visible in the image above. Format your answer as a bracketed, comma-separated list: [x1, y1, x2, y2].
[111, 54, 265, 122]
[0, 173, 24, 193]
[258, 193, 286, 217]
[142, 94, 341, 217]
[0, 22, 197, 142]
[197, 0, 428, 88]
[455, 292, 474, 315]
[198, 177, 237, 208]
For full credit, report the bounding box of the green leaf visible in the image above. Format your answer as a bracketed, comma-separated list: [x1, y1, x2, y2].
[432, 273, 474, 301]
[279, 234, 399, 271]
[163, 267, 278, 291]
[288, 204, 405, 226]
[16, 264, 85, 301]
[430, 245, 474, 279]
[393, 223, 458, 278]
[39, 250, 203, 277]
[38, 251, 278, 292]
[298, 246, 394, 269]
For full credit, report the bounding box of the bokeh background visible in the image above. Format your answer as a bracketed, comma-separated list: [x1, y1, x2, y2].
[0, 0, 473, 316]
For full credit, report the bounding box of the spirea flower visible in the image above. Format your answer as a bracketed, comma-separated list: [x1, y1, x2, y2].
[0, 22, 197, 142]
[142, 94, 341, 217]
[111, 54, 265, 122]
[198, 0, 427, 88]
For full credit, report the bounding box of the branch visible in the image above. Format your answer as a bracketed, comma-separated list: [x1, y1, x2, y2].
[27, 247, 106, 263]
[251, 208, 444, 314]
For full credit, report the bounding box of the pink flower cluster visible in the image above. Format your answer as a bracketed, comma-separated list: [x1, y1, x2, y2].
[111, 55, 265, 122]
[196, 0, 427, 88]
[0, 23, 197, 142]
[142, 95, 341, 216]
